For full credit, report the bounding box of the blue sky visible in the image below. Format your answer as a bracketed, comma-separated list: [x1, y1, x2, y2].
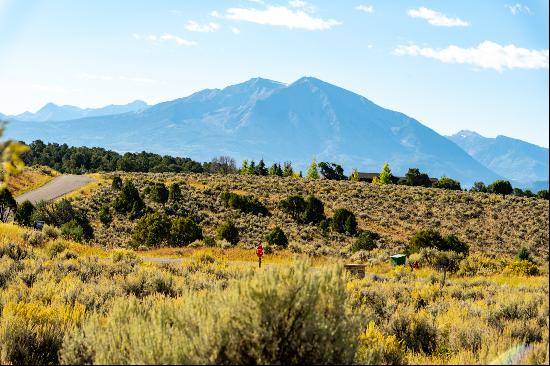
[0, 0, 548, 147]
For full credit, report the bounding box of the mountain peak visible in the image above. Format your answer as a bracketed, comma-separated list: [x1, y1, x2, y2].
[453, 130, 483, 139]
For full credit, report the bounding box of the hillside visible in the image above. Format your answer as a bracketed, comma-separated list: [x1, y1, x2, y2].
[448, 130, 549, 189]
[4, 77, 500, 185]
[72, 172, 549, 259]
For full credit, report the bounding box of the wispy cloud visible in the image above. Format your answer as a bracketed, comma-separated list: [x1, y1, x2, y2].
[505, 3, 532, 15]
[393, 41, 549, 72]
[231, 27, 241, 34]
[213, 4, 340, 30]
[30, 84, 75, 93]
[356, 5, 374, 13]
[134, 33, 196, 46]
[408, 7, 469, 27]
[184, 21, 220, 32]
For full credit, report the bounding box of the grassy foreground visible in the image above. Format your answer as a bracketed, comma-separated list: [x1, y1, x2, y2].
[0, 222, 548, 365]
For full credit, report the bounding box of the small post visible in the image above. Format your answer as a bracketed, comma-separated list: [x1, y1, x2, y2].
[256, 244, 264, 268]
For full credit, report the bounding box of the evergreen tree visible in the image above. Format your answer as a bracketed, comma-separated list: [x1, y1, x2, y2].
[488, 180, 513, 197]
[249, 161, 256, 175]
[349, 169, 360, 182]
[168, 183, 182, 201]
[257, 159, 268, 176]
[240, 160, 249, 175]
[282, 161, 294, 177]
[15, 200, 35, 227]
[306, 159, 320, 180]
[378, 162, 393, 185]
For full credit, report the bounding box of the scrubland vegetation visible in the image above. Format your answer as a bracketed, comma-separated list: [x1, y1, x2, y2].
[2, 134, 549, 364]
[0, 222, 548, 364]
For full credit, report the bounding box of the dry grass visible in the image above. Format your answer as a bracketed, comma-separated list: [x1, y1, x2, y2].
[7, 166, 58, 196]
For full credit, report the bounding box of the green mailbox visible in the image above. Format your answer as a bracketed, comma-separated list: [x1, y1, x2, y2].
[390, 254, 407, 266]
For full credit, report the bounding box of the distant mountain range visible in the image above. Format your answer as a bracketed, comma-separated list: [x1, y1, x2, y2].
[2, 77, 547, 188]
[6, 100, 148, 122]
[448, 130, 548, 190]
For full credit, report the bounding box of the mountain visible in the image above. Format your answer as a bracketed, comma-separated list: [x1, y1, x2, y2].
[4, 76, 501, 185]
[7, 100, 149, 122]
[448, 130, 548, 189]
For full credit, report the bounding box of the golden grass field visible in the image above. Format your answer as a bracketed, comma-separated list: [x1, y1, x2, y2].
[7, 165, 58, 196]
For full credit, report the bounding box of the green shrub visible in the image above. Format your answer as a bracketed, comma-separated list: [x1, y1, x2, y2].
[15, 200, 35, 227]
[148, 183, 169, 205]
[488, 180, 513, 196]
[168, 183, 182, 201]
[217, 220, 239, 245]
[266, 226, 288, 248]
[0, 187, 16, 223]
[279, 195, 306, 221]
[26, 230, 47, 247]
[112, 181, 145, 217]
[170, 217, 203, 246]
[516, 247, 534, 263]
[302, 195, 325, 224]
[111, 176, 122, 190]
[331, 208, 357, 236]
[98, 206, 112, 227]
[0, 242, 29, 261]
[432, 176, 461, 190]
[406, 229, 468, 255]
[131, 212, 171, 248]
[351, 232, 378, 253]
[30, 199, 93, 239]
[219, 192, 268, 216]
[60, 220, 85, 242]
[356, 321, 407, 365]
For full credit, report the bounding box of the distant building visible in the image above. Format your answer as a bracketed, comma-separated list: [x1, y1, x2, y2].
[358, 172, 438, 184]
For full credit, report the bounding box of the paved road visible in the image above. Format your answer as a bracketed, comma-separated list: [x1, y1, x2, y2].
[15, 174, 93, 204]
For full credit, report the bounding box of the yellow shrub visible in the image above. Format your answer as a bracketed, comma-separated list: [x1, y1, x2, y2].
[356, 321, 407, 365]
[503, 260, 541, 276]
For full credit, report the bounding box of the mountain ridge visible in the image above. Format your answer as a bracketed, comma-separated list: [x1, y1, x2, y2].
[1, 76, 530, 186]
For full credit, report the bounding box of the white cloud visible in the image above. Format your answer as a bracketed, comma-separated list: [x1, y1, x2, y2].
[79, 73, 113, 81]
[184, 21, 220, 32]
[231, 27, 241, 34]
[505, 3, 532, 15]
[214, 5, 340, 30]
[356, 5, 374, 13]
[393, 41, 549, 72]
[289, 0, 306, 8]
[141, 33, 196, 46]
[408, 7, 469, 27]
[30, 84, 70, 93]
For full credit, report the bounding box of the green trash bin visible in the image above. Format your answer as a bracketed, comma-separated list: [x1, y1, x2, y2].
[390, 254, 407, 266]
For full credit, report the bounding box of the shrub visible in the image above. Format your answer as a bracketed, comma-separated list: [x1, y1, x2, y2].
[536, 189, 549, 200]
[111, 248, 141, 265]
[331, 208, 357, 236]
[168, 183, 182, 201]
[302, 195, 325, 224]
[60, 220, 85, 242]
[516, 247, 534, 263]
[0, 242, 29, 260]
[279, 195, 306, 221]
[217, 220, 239, 245]
[60, 263, 358, 364]
[149, 183, 169, 205]
[470, 181, 487, 193]
[0, 302, 84, 365]
[356, 321, 407, 365]
[170, 217, 203, 246]
[15, 200, 35, 227]
[131, 212, 172, 248]
[112, 181, 145, 217]
[404, 168, 431, 187]
[433, 176, 461, 190]
[504, 260, 541, 276]
[488, 180, 513, 196]
[219, 192, 268, 216]
[46, 240, 67, 258]
[42, 224, 60, 239]
[98, 205, 112, 227]
[26, 230, 47, 247]
[389, 310, 438, 355]
[111, 176, 122, 190]
[266, 226, 288, 248]
[406, 229, 468, 256]
[351, 232, 378, 253]
[0, 187, 17, 222]
[30, 199, 93, 239]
